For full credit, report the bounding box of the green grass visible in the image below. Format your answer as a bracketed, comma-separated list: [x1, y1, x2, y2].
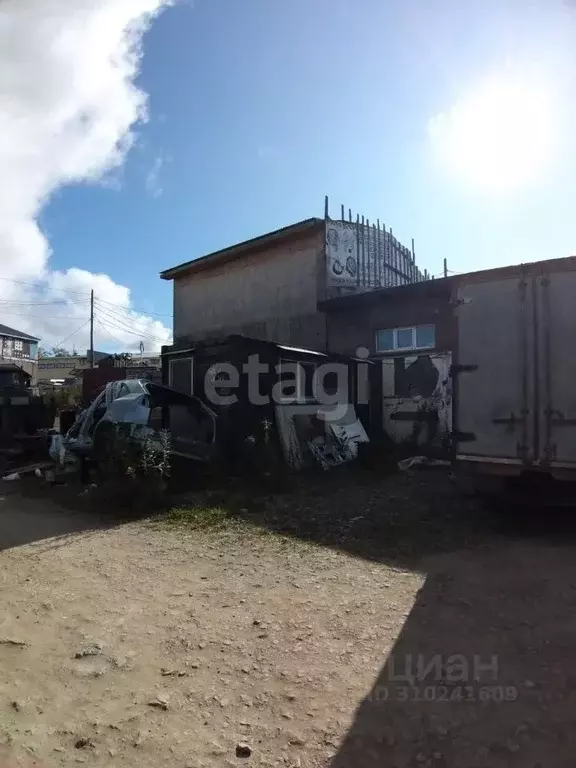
[159, 499, 319, 558]
[154, 470, 489, 566]
[163, 503, 237, 530]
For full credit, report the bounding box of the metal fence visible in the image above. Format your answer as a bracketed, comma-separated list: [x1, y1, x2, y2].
[324, 197, 429, 293]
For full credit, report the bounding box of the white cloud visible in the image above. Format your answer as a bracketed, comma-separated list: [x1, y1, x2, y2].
[0, 0, 174, 351]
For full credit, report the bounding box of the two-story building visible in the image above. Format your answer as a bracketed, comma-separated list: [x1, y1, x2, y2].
[0, 323, 40, 380]
[161, 207, 425, 352]
[159, 206, 436, 456]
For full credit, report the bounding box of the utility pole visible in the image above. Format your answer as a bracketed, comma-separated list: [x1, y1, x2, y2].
[89, 289, 94, 368]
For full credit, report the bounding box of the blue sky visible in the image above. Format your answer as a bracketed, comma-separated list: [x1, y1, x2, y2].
[40, 0, 576, 322]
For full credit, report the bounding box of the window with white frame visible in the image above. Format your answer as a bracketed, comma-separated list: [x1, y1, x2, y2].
[376, 324, 435, 353]
[14, 340, 23, 351]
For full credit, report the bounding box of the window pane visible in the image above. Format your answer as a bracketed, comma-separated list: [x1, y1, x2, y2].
[376, 329, 394, 351]
[396, 328, 414, 349]
[416, 325, 435, 349]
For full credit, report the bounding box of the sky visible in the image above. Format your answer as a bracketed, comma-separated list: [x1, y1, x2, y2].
[1, 0, 576, 351]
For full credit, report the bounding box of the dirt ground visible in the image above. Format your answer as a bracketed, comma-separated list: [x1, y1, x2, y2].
[1, 472, 576, 767]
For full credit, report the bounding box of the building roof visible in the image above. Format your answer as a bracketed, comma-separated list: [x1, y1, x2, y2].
[0, 363, 31, 375]
[318, 275, 455, 311]
[160, 218, 324, 281]
[164, 332, 374, 365]
[0, 323, 40, 342]
[319, 254, 576, 312]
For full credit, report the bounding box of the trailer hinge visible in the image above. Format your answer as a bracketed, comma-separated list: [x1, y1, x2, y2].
[450, 364, 478, 376]
[546, 409, 576, 426]
[517, 442, 529, 461]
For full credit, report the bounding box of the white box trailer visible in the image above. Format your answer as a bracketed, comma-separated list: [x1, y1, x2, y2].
[454, 257, 576, 480]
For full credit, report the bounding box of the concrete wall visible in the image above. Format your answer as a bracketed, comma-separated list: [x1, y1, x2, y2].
[173, 229, 327, 350]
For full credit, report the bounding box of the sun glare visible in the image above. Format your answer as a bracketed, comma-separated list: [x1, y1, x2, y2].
[429, 74, 558, 193]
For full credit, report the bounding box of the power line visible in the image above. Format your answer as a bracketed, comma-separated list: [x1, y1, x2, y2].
[94, 298, 172, 327]
[95, 318, 125, 347]
[94, 301, 160, 334]
[0, 299, 88, 307]
[0, 276, 92, 298]
[94, 303, 169, 343]
[93, 300, 142, 326]
[51, 319, 91, 351]
[93, 318, 166, 344]
[0, 310, 90, 319]
[101, 318, 168, 343]
[0, 275, 172, 319]
[102, 319, 168, 344]
[95, 305, 163, 341]
[96, 296, 173, 318]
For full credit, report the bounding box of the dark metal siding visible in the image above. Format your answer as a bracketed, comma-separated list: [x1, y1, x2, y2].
[325, 294, 456, 357]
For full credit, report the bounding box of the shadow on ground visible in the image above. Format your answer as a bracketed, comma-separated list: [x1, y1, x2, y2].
[0, 482, 116, 551]
[170, 466, 495, 567]
[300, 473, 576, 767]
[7, 462, 576, 765]
[330, 536, 576, 767]
[171, 467, 576, 766]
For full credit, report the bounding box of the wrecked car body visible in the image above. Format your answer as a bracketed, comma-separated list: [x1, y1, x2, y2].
[64, 379, 217, 463]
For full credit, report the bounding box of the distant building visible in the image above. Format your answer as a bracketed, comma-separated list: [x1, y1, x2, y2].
[81, 353, 162, 404]
[36, 349, 107, 388]
[97, 353, 161, 368]
[0, 323, 39, 362]
[37, 349, 162, 392]
[0, 323, 40, 380]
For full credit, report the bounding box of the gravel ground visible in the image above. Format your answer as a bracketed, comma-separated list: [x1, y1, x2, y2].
[0, 473, 575, 767]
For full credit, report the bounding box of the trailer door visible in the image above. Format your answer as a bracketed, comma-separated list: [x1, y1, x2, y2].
[455, 275, 535, 464]
[537, 268, 576, 467]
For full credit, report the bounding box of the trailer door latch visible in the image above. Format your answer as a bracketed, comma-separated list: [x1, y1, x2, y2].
[492, 413, 522, 426]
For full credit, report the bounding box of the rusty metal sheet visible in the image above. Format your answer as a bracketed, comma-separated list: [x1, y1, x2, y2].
[381, 353, 452, 453]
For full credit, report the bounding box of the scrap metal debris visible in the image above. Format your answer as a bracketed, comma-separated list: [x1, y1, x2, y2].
[398, 456, 450, 471]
